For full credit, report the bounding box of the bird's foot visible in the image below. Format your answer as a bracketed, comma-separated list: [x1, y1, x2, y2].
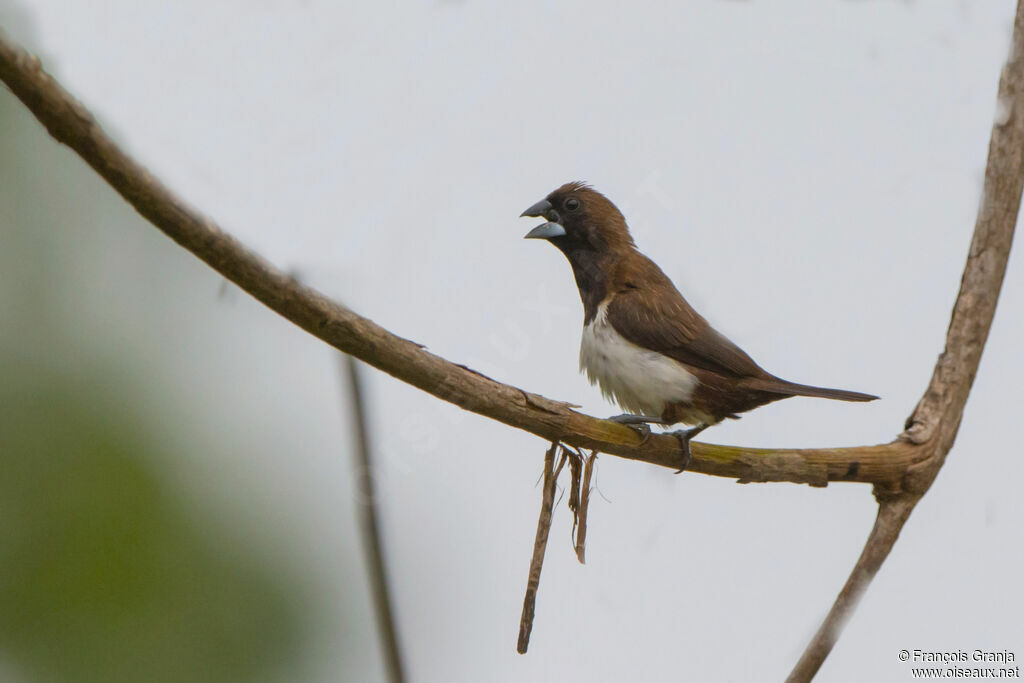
[608, 413, 665, 425]
[628, 422, 652, 445]
[608, 414, 665, 446]
[669, 424, 709, 474]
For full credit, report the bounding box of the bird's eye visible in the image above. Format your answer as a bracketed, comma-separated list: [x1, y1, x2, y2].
[565, 198, 581, 211]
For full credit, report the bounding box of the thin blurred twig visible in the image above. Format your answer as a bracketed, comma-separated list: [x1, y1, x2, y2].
[341, 355, 405, 683]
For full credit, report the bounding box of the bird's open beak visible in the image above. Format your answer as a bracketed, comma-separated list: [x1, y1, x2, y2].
[520, 199, 567, 239]
[524, 222, 567, 240]
[520, 199, 553, 218]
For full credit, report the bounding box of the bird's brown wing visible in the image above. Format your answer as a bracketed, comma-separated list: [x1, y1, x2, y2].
[605, 266, 767, 379]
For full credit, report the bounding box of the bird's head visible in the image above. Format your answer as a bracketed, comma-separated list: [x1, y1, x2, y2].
[520, 182, 635, 256]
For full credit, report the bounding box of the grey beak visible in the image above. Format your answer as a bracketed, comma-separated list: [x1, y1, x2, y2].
[524, 222, 567, 240]
[521, 198, 566, 239]
[520, 199, 553, 218]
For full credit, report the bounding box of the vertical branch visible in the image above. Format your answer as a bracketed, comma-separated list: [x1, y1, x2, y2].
[517, 442, 566, 654]
[342, 355, 406, 683]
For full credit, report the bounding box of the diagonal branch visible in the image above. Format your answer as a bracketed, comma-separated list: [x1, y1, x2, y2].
[0, 33, 914, 488]
[786, 496, 917, 682]
[786, 2, 1023, 679]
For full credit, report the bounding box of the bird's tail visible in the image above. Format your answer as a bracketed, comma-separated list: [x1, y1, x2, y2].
[749, 377, 878, 402]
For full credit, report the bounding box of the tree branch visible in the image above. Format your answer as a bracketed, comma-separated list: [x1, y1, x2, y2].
[0, 33, 915, 488]
[786, 2, 1023, 678]
[786, 496, 916, 682]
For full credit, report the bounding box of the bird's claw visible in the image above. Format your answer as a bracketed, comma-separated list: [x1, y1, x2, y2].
[670, 425, 707, 474]
[672, 435, 692, 474]
[607, 414, 659, 445]
[628, 422, 652, 445]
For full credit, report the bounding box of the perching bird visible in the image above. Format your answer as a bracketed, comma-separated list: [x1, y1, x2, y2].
[521, 181, 877, 471]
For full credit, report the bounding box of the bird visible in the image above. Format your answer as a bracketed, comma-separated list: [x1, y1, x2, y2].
[520, 181, 877, 472]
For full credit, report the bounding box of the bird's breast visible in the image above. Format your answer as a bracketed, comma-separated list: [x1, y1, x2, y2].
[578, 301, 698, 419]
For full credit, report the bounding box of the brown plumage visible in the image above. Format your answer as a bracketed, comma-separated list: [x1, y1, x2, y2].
[521, 181, 876, 465]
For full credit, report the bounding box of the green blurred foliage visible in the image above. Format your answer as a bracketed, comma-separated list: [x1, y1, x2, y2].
[1, 11, 308, 681]
[0, 372, 302, 683]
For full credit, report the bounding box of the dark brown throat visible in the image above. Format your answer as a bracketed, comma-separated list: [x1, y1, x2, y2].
[561, 248, 611, 324]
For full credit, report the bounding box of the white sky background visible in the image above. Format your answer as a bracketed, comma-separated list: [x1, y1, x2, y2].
[4, 1, 1023, 681]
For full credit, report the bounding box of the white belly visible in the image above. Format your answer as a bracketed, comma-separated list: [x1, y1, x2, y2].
[579, 301, 698, 418]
